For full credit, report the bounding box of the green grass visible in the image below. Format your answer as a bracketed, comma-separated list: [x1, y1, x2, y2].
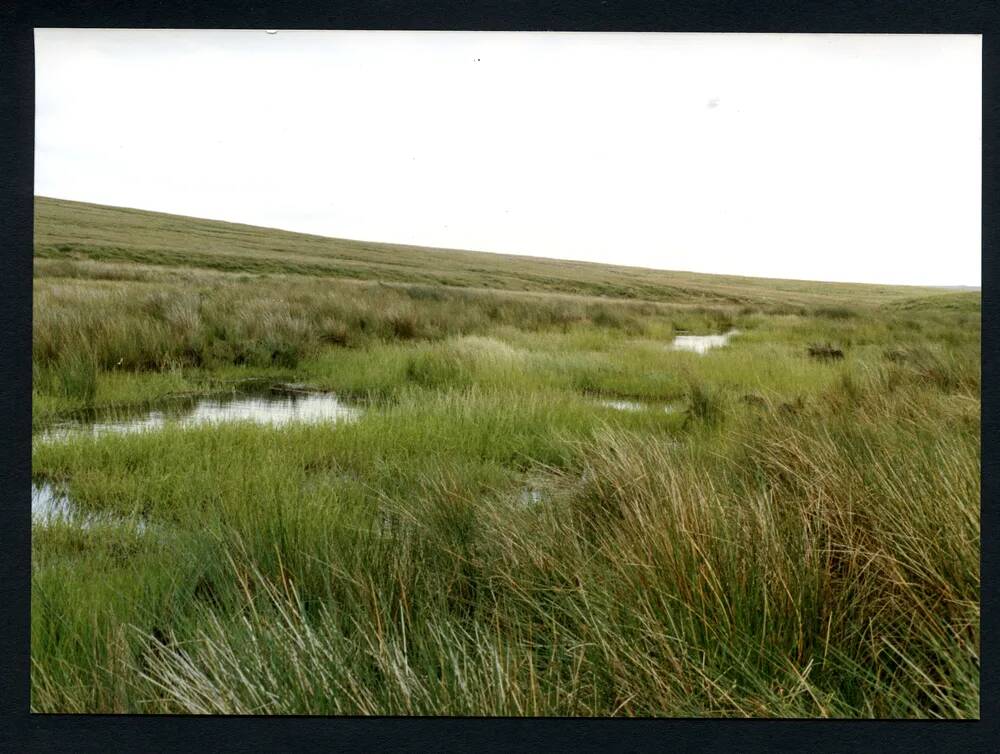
[35, 196, 956, 307]
[31, 197, 980, 716]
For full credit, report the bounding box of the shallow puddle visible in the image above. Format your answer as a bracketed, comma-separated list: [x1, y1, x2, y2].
[599, 399, 646, 412]
[36, 387, 362, 442]
[31, 481, 146, 531]
[598, 399, 681, 413]
[671, 330, 739, 354]
[31, 482, 75, 524]
[182, 392, 361, 427]
[519, 487, 544, 506]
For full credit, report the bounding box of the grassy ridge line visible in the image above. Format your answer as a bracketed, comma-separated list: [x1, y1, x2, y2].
[36, 196, 944, 306]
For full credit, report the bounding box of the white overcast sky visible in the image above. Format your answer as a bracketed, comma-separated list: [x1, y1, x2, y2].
[35, 30, 981, 286]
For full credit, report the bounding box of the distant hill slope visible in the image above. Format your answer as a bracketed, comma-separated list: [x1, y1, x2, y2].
[35, 196, 957, 308]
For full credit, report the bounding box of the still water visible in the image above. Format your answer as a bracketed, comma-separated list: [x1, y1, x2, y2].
[36, 389, 362, 443]
[31, 481, 146, 531]
[671, 330, 739, 354]
[598, 399, 681, 413]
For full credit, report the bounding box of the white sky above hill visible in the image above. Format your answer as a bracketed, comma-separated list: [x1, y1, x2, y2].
[35, 30, 981, 286]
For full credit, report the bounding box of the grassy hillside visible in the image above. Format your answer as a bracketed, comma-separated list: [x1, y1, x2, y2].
[35, 196, 949, 306]
[31, 197, 980, 717]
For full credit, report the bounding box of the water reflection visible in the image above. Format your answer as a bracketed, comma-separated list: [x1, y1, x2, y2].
[31, 481, 146, 531]
[36, 389, 362, 443]
[598, 399, 681, 413]
[519, 487, 544, 506]
[599, 399, 646, 412]
[671, 330, 739, 354]
[31, 482, 75, 524]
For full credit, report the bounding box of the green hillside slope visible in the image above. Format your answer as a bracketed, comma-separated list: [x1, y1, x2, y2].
[35, 196, 951, 307]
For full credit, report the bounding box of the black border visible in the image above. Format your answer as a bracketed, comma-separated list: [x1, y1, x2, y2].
[2, 3, 997, 751]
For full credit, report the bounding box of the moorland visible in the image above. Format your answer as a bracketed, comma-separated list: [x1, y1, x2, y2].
[31, 197, 980, 716]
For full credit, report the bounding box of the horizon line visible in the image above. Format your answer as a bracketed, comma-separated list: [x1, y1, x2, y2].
[34, 194, 981, 291]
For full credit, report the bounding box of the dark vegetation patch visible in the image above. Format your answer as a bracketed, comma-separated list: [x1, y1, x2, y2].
[808, 343, 845, 361]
